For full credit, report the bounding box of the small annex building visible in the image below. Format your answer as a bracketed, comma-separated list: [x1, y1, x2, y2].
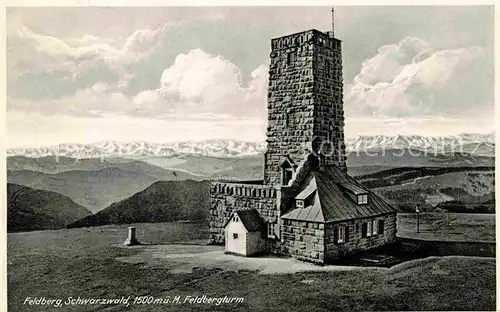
[224, 209, 266, 256]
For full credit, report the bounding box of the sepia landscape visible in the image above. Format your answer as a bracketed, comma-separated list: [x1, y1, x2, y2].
[6, 6, 495, 312]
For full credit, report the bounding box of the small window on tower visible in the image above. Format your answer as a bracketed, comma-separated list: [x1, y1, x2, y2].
[325, 61, 331, 78]
[281, 158, 295, 186]
[283, 168, 294, 186]
[287, 51, 297, 65]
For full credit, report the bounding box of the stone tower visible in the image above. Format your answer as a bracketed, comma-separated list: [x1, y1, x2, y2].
[263, 29, 347, 186]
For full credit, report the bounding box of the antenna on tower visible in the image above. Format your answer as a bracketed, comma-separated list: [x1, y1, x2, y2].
[331, 7, 335, 37]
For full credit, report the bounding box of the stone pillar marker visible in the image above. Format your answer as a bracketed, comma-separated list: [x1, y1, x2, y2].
[124, 226, 140, 246]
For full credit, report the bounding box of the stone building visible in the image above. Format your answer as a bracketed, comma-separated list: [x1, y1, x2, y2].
[209, 27, 398, 264]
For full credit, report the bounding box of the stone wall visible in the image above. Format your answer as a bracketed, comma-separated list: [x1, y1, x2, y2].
[264, 30, 317, 186]
[264, 29, 347, 186]
[281, 219, 325, 263]
[311, 32, 346, 171]
[324, 213, 397, 261]
[209, 182, 278, 247]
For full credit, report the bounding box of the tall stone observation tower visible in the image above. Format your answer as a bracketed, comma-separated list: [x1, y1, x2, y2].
[264, 11, 347, 186]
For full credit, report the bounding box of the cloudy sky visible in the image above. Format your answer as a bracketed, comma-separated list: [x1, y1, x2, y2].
[6, 6, 494, 148]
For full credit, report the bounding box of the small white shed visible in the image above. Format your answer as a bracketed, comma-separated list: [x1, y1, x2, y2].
[224, 209, 266, 256]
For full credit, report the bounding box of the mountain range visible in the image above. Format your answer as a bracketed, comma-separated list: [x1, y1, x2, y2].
[7, 133, 495, 158]
[6, 133, 495, 232]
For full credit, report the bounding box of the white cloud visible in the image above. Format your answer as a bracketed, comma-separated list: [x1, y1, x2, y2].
[134, 49, 268, 117]
[345, 37, 486, 117]
[415, 47, 483, 87]
[8, 48, 269, 119]
[10, 24, 168, 75]
[353, 37, 432, 85]
[91, 82, 108, 94]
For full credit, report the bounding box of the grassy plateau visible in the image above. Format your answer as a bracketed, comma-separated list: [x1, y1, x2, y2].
[8, 214, 496, 312]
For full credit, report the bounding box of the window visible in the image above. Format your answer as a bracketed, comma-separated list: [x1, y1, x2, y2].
[361, 223, 368, 238]
[267, 223, 276, 239]
[337, 226, 345, 244]
[357, 194, 368, 205]
[372, 219, 378, 236]
[378, 219, 385, 235]
[287, 51, 297, 65]
[325, 61, 331, 78]
[304, 191, 315, 207]
[233, 216, 239, 222]
[335, 226, 349, 244]
[361, 219, 382, 238]
[296, 199, 304, 208]
[233, 233, 238, 239]
[282, 168, 294, 186]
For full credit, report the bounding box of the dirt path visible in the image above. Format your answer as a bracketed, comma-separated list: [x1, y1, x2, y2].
[115, 244, 383, 275]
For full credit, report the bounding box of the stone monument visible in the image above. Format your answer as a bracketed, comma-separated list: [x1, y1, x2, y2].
[123, 226, 140, 246]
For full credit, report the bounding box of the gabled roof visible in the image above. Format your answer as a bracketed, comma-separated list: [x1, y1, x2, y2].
[281, 160, 396, 223]
[295, 176, 317, 200]
[225, 209, 264, 232]
[280, 155, 296, 168]
[281, 182, 324, 222]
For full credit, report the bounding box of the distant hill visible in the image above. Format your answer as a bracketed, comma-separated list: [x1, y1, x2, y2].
[7, 183, 92, 232]
[8, 148, 494, 183]
[137, 155, 264, 180]
[7, 156, 202, 180]
[67, 180, 210, 228]
[359, 168, 496, 213]
[346, 148, 494, 167]
[136, 150, 494, 179]
[7, 156, 112, 173]
[7, 168, 160, 213]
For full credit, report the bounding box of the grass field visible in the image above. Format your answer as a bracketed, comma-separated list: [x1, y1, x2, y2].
[398, 213, 495, 242]
[7, 216, 496, 311]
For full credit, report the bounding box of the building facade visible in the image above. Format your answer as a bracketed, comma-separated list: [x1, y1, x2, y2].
[209, 28, 397, 264]
[224, 209, 267, 256]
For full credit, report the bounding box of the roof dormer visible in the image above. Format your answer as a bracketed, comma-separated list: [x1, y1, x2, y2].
[357, 193, 368, 205]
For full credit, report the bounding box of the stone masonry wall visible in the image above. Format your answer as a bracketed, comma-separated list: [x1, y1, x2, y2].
[264, 30, 317, 186]
[312, 32, 346, 171]
[209, 182, 278, 249]
[324, 213, 397, 261]
[281, 219, 325, 264]
[264, 30, 346, 186]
